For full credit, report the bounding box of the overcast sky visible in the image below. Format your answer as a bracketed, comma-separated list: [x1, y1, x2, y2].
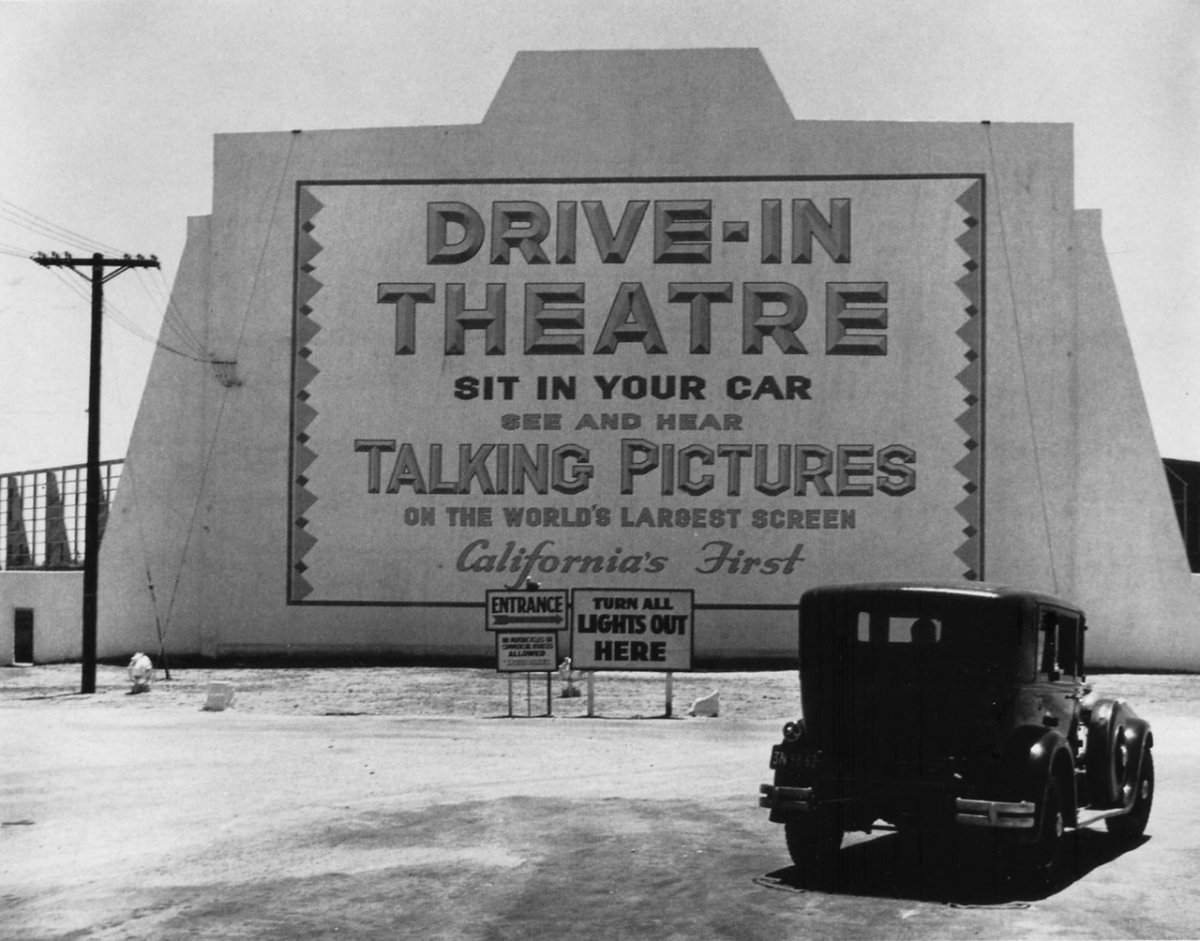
[2, 0, 1197, 471]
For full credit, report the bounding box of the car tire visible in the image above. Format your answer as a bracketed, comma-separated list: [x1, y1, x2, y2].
[784, 810, 843, 884]
[1106, 747, 1153, 842]
[1010, 774, 1070, 895]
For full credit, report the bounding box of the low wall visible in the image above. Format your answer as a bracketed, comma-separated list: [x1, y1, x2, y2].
[0, 571, 83, 664]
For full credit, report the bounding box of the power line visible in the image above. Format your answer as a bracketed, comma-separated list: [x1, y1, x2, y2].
[0, 197, 212, 359]
[44, 260, 211, 363]
[0, 195, 126, 256]
[0, 195, 218, 363]
[131, 267, 212, 359]
[1, 234, 37, 255]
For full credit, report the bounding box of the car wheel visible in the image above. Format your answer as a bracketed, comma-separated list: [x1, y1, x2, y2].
[1106, 747, 1153, 842]
[784, 810, 843, 884]
[1011, 774, 1070, 894]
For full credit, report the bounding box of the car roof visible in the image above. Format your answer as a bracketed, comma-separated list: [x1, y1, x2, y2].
[801, 580, 1082, 614]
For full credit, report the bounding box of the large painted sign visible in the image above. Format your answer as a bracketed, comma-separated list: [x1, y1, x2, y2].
[289, 176, 985, 607]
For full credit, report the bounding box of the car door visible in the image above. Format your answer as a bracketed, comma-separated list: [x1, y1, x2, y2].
[1033, 605, 1085, 737]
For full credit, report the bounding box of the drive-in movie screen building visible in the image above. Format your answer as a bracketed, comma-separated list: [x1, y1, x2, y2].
[4, 26, 1200, 941]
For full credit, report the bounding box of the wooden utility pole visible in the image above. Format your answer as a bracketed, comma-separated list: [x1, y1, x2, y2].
[32, 251, 159, 693]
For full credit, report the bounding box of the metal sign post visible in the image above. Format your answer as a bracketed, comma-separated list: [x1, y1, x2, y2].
[495, 631, 559, 718]
[489, 585, 567, 718]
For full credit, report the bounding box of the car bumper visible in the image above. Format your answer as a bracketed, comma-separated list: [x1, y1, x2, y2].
[954, 797, 1036, 829]
[759, 783, 814, 812]
[761, 784, 1037, 831]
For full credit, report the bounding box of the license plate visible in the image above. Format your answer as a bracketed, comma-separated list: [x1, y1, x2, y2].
[770, 746, 817, 770]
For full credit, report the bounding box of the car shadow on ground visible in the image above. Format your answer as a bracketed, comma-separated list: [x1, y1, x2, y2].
[759, 829, 1151, 906]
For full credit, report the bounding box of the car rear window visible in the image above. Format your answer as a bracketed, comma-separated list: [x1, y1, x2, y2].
[855, 612, 943, 644]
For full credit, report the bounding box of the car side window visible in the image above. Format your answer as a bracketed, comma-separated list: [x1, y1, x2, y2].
[1038, 608, 1081, 679]
[1057, 612, 1081, 677]
[1039, 611, 1060, 678]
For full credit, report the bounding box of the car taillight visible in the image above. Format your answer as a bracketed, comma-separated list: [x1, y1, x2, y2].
[783, 719, 806, 742]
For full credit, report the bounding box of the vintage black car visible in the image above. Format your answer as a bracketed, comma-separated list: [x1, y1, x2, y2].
[759, 583, 1154, 890]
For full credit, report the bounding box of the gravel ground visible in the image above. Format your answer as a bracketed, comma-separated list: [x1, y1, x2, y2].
[0, 661, 804, 721]
[4, 663, 1198, 941]
[1, 662, 1193, 722]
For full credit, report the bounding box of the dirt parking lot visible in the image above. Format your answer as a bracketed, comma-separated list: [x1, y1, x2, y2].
[2, 664, 1199, 940]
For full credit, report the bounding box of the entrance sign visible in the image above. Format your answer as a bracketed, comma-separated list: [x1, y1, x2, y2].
[290, 176, 985, 606]
[495, 631, 559, 673]
[570, 588, 694, 671]
[485, 588, 569, 631]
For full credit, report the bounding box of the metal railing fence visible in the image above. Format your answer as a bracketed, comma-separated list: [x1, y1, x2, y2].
[1, 460, 123, 570]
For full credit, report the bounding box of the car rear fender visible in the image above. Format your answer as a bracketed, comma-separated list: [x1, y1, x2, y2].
[1086, 698, 1152, 808]
[1001, 725, 1077, 831]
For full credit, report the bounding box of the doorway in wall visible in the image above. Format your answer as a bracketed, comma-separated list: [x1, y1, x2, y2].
[13, 608, 33, 664]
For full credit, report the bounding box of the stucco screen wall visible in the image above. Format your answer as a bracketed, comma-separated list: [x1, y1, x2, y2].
[97, 49, 1200, 667]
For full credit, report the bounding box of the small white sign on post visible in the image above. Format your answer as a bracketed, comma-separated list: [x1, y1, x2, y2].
[495, 631, 559, 673]
[569, 589, 694, 672]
